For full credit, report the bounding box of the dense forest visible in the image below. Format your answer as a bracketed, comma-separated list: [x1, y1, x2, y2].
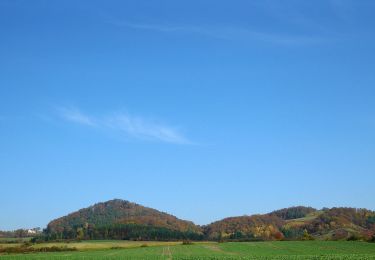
[44, 223, 203, 241]
[35, 199, 375, 242]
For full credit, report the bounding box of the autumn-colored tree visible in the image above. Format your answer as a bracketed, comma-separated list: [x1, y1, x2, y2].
[76, 228, 84, 240]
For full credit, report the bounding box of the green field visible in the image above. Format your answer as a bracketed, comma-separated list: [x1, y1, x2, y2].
[1, 241, 375, 259]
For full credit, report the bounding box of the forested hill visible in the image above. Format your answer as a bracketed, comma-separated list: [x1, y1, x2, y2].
[42, 200, 375, 242]
[45, 199, 202, 240]
[204, 206, 375, 241]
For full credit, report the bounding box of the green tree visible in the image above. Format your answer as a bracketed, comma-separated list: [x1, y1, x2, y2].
[302, 229, 314, 240]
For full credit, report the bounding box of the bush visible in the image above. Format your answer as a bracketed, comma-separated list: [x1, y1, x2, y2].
[302, 229, 314, 241]
[37, 246, 77, 252]
[347, 235, 360, 241]
[22, 241, 33, 247]
[0, 245, 77, 254]
[182, 240, 193, 245]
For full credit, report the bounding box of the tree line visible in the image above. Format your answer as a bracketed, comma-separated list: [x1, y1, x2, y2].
[36, 223, 203, 242]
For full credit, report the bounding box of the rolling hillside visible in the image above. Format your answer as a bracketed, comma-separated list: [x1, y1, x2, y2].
[206, 207, 375, 241]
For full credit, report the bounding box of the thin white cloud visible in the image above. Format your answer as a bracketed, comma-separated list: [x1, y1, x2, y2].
[110, 21, 327, 46]
[58, 107, 191, 145]
[58, 107, 96, 126]
[106, 114, 191, 144]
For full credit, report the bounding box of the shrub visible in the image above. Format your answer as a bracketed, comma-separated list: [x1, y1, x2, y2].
[0, 245, 77, 254]
[347, 235, 360, 241]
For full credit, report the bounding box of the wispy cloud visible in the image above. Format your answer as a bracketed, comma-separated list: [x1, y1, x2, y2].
[106, 113, 191, 144]
[110, 21, 327, 46]
[58, 107, 191, 145]
[58, 107, 96, 126]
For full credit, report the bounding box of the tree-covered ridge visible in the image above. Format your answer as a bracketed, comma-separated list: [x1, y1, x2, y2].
[205, 207, 375, 241]
[283, 207, 375, 240]
[203, 214, 284, 240]
[269, 206, 317, 220]
[46, 199, 201, 236]
[304, 207, 375, 239]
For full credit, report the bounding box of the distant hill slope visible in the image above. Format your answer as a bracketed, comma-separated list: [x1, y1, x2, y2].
[203, 214, 284, 240]
[304, 207, 375, 240]
[205, 207, 375, 241]
[269, 206, 317, 220]
[45, 199, 202, 240]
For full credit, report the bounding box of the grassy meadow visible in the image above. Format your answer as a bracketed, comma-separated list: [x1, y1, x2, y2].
[1, 240, 375, 259]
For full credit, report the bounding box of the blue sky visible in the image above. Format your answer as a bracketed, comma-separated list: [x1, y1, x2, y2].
[1, 0, 375, 230]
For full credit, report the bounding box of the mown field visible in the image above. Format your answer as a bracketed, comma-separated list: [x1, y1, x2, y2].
[1, 241, 375, 259]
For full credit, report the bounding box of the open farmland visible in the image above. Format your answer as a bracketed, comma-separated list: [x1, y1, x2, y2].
[1, 241, 375, 259]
